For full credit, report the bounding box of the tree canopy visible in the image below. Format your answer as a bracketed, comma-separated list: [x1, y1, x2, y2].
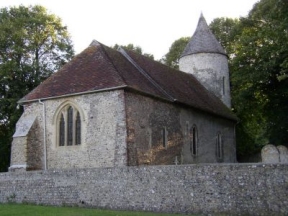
[162, 0, 288, 160]
[209, 17, 240, 58]
[162, 37, 190, 69]
[0, 5, 74, 171]
[211, 0, 288, 159]
[112, 43, 154, 60]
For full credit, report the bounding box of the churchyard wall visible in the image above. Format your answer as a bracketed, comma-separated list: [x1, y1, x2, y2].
[1, 163, 287, 216]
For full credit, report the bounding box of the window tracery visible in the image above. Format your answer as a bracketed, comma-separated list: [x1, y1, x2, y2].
[57, 104, 82, 146]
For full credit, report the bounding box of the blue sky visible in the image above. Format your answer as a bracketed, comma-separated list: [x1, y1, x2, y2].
[0, 0, 259, 59]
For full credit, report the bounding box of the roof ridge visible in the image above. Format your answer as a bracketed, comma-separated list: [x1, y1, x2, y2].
[96, 42, 127, 86]
[89, 40, 101, 47]
[118, 47, 175, 102]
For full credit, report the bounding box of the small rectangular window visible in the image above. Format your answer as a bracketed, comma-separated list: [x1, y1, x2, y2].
[147, 128, 152, 149]
[162, 127, 167, 149]
[216, 133, 223, 160]
[223, 77, 225, 95]
[190, 126, 197, 156]
[192, 127, 197, 155]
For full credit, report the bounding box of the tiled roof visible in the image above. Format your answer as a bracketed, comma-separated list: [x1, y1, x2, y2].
[21, 40, 237, 121]
[124, 49, 236, 121]
[181, 14, 226, 57]
[21, 41, 126, 101]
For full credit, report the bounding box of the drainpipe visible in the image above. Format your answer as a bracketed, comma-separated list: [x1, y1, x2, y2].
[38, 99, 47, 170]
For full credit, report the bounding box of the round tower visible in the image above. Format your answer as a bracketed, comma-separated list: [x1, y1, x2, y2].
[179, 14, 231, 108]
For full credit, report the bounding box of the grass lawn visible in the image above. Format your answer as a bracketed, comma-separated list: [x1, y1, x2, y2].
[0, 204, 196, 216]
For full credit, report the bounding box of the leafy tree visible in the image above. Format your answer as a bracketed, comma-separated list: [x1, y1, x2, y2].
[238, 0, 288, 146]
[209, 17, 267, 158]
[162, 37, 190, 69]
[210, 0, 288, 159]
[0, 5, 74, 171]
[112, 43, 154, 60]
[209, 18, 240, 58]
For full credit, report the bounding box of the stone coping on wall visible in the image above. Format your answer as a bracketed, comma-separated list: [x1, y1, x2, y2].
[0, 163, 288, 216]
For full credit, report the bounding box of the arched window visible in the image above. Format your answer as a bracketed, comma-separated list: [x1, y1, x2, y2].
[75, 112, 81, 145]
[57, 105, 82, 146]
[189, 125, 197, 156]
[216, 133, 223, 160]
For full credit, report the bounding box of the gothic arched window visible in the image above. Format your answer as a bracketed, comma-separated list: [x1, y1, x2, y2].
[57, 105, 82, 146]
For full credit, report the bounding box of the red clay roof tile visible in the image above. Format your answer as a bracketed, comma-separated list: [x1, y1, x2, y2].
[21, 41, 237, 121]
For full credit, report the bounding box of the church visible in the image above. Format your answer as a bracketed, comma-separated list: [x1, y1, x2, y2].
[9, 14, 237, 171]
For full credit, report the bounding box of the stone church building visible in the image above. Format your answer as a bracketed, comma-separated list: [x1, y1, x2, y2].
[9, 15, 237, 171]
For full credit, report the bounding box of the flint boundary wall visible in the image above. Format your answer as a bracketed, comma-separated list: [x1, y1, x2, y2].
[0, 164, 287, 215]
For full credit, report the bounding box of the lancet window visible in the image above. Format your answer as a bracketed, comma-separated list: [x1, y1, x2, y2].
[189, 125, 197, 156]
[216, 133, 223, 160]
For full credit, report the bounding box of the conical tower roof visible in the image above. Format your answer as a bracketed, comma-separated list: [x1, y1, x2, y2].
[181, 14, 226, 57]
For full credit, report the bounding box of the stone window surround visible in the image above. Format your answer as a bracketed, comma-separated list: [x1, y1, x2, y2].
[53, 100, 86, 148]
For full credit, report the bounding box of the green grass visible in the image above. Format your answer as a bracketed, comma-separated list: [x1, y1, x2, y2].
[0, 204, 195, 216]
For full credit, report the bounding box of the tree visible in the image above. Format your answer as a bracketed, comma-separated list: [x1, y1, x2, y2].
[209, 18, 240, 58]
[112, 43, 154, 60]
[240, 0, 288, 145]
[210, 0, 288, 159]
[209, 17, 267, 158]
[0, 5, 74, 171]
[162, 37, 190, 69]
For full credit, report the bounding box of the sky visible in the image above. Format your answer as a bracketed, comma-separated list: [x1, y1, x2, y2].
[0, 0, 259, 59]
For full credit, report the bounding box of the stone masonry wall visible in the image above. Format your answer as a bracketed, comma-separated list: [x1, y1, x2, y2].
[125, 92, 182, 165]
[10, 137, 28, 167]
[179, 53, 231, 108]
[27, 119, 43, 170]
[180, 105, 236, 163]
[125, 92, 236, 165]
[10, 105, 44, 170]
[0, 164, 287, 215]
[45, 90, 127, 169]
[10, 90, 127, 171]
